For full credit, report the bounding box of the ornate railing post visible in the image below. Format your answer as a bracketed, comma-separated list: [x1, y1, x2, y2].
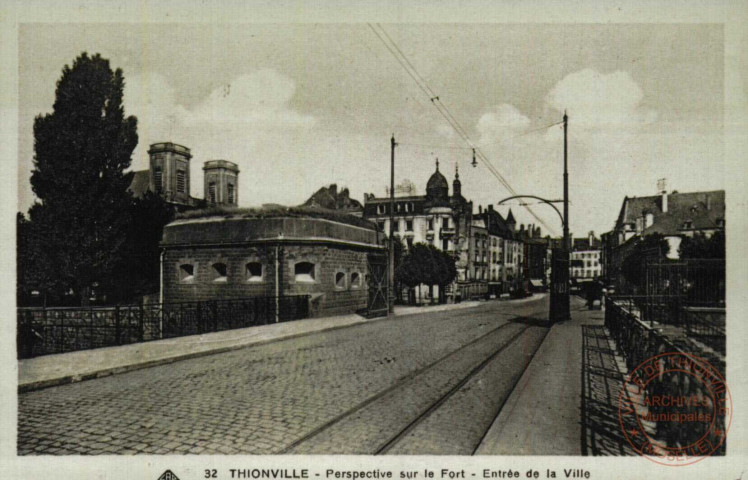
[114, 305, 121, 345]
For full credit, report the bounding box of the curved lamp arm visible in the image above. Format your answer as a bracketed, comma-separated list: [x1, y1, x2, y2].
[497, 195, 566, 229]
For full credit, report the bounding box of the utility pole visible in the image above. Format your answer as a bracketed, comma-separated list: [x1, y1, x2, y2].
[388, 134, 396, 314]
[563, 111, 569, 252]
[561, 111, 570, 322]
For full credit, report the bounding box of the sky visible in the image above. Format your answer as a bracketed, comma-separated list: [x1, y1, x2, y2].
[18, 23, 725, 237]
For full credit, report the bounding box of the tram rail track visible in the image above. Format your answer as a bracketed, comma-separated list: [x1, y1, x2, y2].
[281, 317, 545, 454]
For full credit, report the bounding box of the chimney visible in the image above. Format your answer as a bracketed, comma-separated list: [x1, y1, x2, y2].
[479, 205, 483, 214]
[588, 231, 594, 246]
[658, 179, 668, 213]
[329, 184, 337, 198]
[488, 204, 494, 212]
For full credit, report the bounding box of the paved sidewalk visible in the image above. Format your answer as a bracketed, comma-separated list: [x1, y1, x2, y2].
[476, 296, 611, 455]
[18, 299, 482, 392]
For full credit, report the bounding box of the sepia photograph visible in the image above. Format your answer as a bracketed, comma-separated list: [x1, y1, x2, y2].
[2, 1, 747, 479]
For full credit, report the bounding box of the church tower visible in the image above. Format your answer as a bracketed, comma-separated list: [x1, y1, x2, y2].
[203, 160, 240, 206]
[452, 163, 462, 198]
[148, 142, 192, 205]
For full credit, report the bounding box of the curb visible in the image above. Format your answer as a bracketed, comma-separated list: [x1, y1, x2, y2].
[19, 300, 488, 393]
[18, 315, 380, 393]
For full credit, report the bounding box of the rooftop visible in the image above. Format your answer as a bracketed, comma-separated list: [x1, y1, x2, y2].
[147, 142, 192, 158]
[175, 204, 377, 230]
[203, 160, 240, 172]
[616, 190, 725, 236]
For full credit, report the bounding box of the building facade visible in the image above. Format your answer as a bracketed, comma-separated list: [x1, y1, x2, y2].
[161, 210, 383, 317]
[473, 205, 525, 296]
[601, 183, 725, 285]
[570, 231, 602, 281]
[517, 224, 551, 290]
[362, 161, 481, 300]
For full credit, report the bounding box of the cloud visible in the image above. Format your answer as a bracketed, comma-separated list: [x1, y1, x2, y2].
[476, 104, 531, 144]
[124, 72, 190, 167]
[435, 124, 455, 140]
[545, 68, 657, 129]
[462, 70, 672, 237]
[123, 69, 317, 200]
[186, 69, 315, 130]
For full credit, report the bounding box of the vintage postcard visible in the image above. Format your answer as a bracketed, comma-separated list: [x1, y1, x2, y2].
[1, 1, 747, 479]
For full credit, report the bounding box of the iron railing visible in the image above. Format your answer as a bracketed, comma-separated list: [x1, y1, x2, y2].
[17, 295, 310, 359]
[645, 258, 725, 307]
[611, 294, 725, 354]
[605, 296, 726, 455]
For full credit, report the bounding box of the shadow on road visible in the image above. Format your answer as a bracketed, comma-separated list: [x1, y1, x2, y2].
[508, 316, 552, 328]
[580, 324, 638, 456]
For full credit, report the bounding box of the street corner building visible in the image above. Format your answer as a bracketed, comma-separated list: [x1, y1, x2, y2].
[159, 207, 385, 317]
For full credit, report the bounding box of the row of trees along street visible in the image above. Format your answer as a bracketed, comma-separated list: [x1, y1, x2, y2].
[17, 53, 177, 307]
[393, 240, 458, 305]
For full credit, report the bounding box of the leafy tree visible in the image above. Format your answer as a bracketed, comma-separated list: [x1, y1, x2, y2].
[26, 53, 138, 303]
[17, 212, 56, 305]
[385, 235, 407, 302]
[620, 233, 670, 292]
[678, 231, 725, 304]
[395, 243, 429, 288]
[679, 230, 725, 259]
[429, 245, 457, 293]
[119, 192, 177, 301]
[395, 243, 457, 304]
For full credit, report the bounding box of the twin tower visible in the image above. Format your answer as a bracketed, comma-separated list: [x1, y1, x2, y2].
[141, 142, 240, 209]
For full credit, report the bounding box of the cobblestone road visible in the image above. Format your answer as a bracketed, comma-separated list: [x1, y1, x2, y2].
[18, 296, 549, 455]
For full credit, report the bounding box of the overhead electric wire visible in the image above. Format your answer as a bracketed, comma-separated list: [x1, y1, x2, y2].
[368, 23, 559, 235]
[398, 120, 563, 151]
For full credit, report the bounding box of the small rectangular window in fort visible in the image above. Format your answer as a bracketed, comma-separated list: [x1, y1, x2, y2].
[212, 262, 228, 282]
[295, 262, 315, 283]
[335, 272, 346, 289]
[228, 183, 235, 204]
[179, 264, 194, 282]
[350, 272, 361, 289]
[246, 262, 263, 282]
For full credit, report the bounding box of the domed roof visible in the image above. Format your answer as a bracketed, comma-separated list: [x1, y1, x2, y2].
[426, 160, 449, 200]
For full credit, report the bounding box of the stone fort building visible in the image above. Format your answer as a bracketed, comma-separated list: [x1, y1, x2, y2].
[160, 209, 383, 317]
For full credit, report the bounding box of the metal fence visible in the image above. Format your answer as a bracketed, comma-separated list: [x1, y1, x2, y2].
[605, 296, 727, 455]
[17, 295, 310, 359]
[612, 295, 725, 354]
[645, 258, 725, 307]
[609, 257, 725, 352]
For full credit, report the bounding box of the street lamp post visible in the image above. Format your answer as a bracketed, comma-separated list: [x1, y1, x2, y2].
[561, 112, 570, 322]
[388, 135, 396, 314]
[563, 112, 570, 252]
[497, 112, 571, 323]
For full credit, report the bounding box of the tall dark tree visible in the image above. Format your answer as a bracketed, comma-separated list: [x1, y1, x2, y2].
[17, 212, 55, 305]
[120, 192, 176, 301]
[395, 243, 457, 304]
[27, 53, 138, 303]
[620, 233, 670, 292]
[679, 230, 725, 259]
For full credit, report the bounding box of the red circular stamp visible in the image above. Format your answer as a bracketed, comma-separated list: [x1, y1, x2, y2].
[618, 351, 731, 466]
